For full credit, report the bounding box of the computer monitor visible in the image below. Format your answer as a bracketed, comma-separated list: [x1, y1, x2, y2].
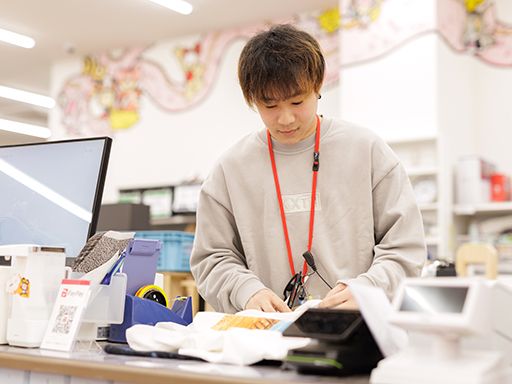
[389, 277, 490, 336]
[0, 137, 112, 258]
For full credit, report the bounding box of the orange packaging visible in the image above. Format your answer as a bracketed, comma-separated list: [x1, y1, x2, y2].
[490, 173, 510, 202]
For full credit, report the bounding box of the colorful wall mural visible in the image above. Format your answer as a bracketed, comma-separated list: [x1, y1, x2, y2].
[439, 0, 512, 64]
[341, 0, 512, 66]
[57, 10, 339, 136]
[57, 1, 512, 136]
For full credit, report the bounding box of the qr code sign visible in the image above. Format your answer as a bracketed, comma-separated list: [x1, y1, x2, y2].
[52, 305, 77, 334]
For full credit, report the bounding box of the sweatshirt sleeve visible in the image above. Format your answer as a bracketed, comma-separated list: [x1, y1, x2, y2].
[190, 166, 266, 313]
[347, 154, 427, 298]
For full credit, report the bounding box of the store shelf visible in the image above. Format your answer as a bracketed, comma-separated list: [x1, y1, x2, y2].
[419, 203, 439, 211]
[151, 214, 196, 226]
[425, 237, 439, 246]
[467, 262, 512, 275]
[386, 135, 437, 146]
[386, 135, 446, 257]
[406, 166, 438, 177]
[453, 202, 512, 215]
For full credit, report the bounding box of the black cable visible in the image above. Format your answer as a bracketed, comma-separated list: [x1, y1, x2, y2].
[316, 271, 333, 290]
[302, 251, 333, 290]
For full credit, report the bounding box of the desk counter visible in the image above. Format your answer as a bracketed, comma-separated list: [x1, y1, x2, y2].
[0, 345, 369, 384]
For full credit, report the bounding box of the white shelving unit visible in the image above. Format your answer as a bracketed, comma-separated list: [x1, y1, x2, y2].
[425, 236, 440, 246]
[419, 203, 440, 211]
[453, 202, 512, 216]
[453, 202, 512, 247]
[452, 203, 512, 276]
[387, 135, 448, 260]
[450, 154, 512, 272]
[406, 166, 438, 177]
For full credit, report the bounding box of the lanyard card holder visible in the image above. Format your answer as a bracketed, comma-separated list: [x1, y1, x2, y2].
[284, 272, 305, 309]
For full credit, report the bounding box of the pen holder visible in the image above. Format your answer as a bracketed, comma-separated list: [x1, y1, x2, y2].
[75, 273, 128, 342]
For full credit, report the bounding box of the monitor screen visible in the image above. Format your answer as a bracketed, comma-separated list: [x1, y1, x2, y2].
[0, 137, 111, 258]
[399, 286, 468, 314]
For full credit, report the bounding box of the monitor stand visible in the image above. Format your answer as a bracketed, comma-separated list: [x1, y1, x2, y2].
[370, 334, 509, 384]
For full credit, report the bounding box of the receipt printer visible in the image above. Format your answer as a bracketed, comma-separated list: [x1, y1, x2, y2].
[282, 308, 383, 376]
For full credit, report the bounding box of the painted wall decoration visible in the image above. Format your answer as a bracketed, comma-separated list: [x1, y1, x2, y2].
[57, 1, 512, 137]
[57, 9, 340, 136]
[340, 0, 435, 66]
[341, 0, 512, 66]
[138, 26, 257, 114]
[439, 0, 512, 65]
[59, 48, 146, 136]
[340, 0, 384, 30]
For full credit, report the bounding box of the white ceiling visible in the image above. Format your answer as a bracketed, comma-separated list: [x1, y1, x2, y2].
[0, 0, 337, 145]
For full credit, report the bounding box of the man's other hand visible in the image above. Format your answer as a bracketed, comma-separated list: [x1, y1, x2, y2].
[245, 288, 292, 312]
[318, 283, 359, 310]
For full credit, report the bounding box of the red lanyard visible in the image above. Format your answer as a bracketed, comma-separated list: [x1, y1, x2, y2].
[266, 115, 321, 278]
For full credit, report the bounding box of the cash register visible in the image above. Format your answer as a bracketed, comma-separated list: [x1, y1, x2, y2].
[282, 307, 383, 375]
[370, 277, 509, 384]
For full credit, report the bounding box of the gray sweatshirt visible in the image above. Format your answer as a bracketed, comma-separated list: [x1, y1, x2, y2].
[191, 117, 426, 313]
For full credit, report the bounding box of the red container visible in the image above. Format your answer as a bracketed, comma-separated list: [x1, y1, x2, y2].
[490, 173, 510, 201]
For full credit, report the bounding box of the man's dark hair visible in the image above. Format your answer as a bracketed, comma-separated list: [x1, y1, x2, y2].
[238, 24, 325, 106]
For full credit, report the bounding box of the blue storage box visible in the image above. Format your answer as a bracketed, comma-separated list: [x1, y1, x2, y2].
[108, 295, 193, 343]
[135, 231, 194, 272]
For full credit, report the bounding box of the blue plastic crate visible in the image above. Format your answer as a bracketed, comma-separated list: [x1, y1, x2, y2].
[135, 231, 194, 272]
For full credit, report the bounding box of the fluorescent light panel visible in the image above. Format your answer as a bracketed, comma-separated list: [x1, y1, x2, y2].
[0, 85, 55, 109]
[0, 118, 51, 139]
[148, 0, 193, 15]
[0, 27, 35, 49]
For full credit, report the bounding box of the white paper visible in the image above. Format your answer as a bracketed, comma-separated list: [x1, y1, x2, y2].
[237, 298, 321, 321]
[125, 301, 319, 365]
[79, 251, 119, 302]
[103, 230, 135, 241]
[40, 281, 91, 351]
[178, 328, 310, 365]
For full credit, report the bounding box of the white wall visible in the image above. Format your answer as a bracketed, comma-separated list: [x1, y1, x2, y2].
[438, 0, 512, 175]
[436, 34, 481, 257]
[437, 40, 479, 159]
[474, 61, 512, 174]
[50, 34, 340, 203]
[340, 33, 439, 140]
[49, 0, 510, 209]
[339, 0, 511, 170]
[337, 0, 512, 258]
[437, 0, 512, 179]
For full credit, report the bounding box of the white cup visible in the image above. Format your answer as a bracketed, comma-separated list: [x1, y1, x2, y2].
[0, 266, 11, 344]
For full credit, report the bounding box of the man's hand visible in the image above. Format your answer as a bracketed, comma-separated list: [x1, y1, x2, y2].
[318, 283, 359, 310]
[245, 288, 292, 312]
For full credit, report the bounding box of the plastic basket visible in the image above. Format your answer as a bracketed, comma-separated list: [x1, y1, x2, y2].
[135, 231, 194, 272]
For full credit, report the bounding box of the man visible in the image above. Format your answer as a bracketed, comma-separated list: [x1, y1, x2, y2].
[190, 24, 426, 313]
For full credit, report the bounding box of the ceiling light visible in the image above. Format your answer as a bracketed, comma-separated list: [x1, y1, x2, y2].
[0, 118, 51, 139]
[148, 0, 193, 15]
[0, 85, 55, 109]
[0, 27, 35, 49]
